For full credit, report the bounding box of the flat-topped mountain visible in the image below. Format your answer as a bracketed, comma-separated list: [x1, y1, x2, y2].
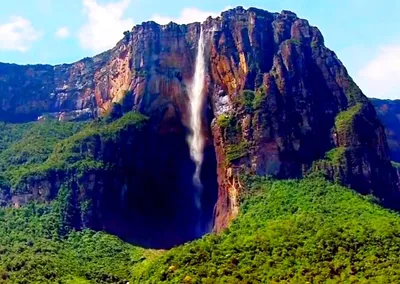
[0, 6, 398, 248]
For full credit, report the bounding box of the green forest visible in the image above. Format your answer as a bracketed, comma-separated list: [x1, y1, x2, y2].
[0, 111, 398, 283]
[0, 142, 400, 283]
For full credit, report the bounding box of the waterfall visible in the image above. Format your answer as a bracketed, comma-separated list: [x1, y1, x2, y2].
[187, 27, 207, 197]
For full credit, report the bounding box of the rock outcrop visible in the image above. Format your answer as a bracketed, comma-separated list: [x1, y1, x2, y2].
[0, 6, 399, 240]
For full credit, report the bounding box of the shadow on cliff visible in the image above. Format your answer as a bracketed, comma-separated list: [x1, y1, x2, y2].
[85, 106, 219, 249]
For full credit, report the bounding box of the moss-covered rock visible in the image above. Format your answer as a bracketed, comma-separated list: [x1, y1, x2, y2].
[226, 141, 250, 163]
[216, 114, 233, 129]
[335, 103, 362, 146]
[325, 147, 346, 165]
[252, 87, 268, 110]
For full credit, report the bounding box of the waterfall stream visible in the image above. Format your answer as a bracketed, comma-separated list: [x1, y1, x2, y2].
[187, 27, 207, 205]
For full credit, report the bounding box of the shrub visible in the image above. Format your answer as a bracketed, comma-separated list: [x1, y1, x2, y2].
[216, 114, 233, 129]
[241, 90, 255, 112]
[287, 38, 301, 46]
[253, 87, 267, 110]
[226, 141, 249, 162]
[392, 161, 400, 169]
[325, 147, 346, 165]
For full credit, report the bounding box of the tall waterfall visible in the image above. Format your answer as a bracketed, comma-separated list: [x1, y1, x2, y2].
[187, 27, 206, 194]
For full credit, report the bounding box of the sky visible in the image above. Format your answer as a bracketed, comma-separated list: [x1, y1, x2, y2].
[0, 0, 399, 99]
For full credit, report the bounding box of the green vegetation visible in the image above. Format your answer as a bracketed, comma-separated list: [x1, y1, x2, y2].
[236, 90, 255, 112]
[216, 114, 233, 129]
[0, 99, 398, 283]
[391, 161, 400, 169]
[235, 88, 268, 112]
[5, 173, 400, 283]
[2, 174, 400, 283]
[133, 177, 400, 283]
[105, 102, 124, 122]
[105, 91, 136, 122]
[335, 103, 362, 138]
[0, 112, 148, 193]
[345, 81, 368, 105]
[0, 120, 84, 172]
[226, 141, 249, 163]
[219, 87, 268, 164]
[0, 119, 399, 283]
[287, 38, 302, 46]
[311, 40, 319, 48]
[0, 113, 151, 282]
[135, 69, 148, 77]
[0, 122, 33, 153]
[0, 120, 85, 193]
[0, 198, 147, 283]
[314, 147, 348, 183]
[325, 147, 346, 165]
[242, 90, 255, 112]
[253, 87, 267, 110]
[19, 112, 146, 191]
[217, 114, 242, 144]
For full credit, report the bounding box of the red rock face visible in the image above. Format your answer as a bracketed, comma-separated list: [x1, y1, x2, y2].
[0, 7, 398, 234]
[205, 8, 398, 230]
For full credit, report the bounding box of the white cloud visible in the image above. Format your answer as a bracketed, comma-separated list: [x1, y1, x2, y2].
[78, 0, 134, 52]
[0, 16, 41, 52]
[151, 7, 235, 25]
[55, 27, 70, 39]
[356, 43, 400, 99]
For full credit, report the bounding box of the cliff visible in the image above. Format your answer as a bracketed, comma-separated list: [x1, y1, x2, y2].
[0, 6, 398, 245]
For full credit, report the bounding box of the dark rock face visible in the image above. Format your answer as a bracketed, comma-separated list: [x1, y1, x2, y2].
[9, 114, 218, 249]
[371, 98, 400, 162]
[79, 121, 218, 249]
[0, 6, 398, 241]
[81, 120, 217, 249]
[0, 63, 56, 122]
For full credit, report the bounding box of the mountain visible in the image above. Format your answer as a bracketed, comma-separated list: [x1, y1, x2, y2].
[371, 98, 400, 163]
[0, 5, 399, 257]
[1, 6, 400, 283]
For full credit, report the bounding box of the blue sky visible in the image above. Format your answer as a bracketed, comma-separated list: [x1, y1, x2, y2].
[0, 0, 399, 99]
